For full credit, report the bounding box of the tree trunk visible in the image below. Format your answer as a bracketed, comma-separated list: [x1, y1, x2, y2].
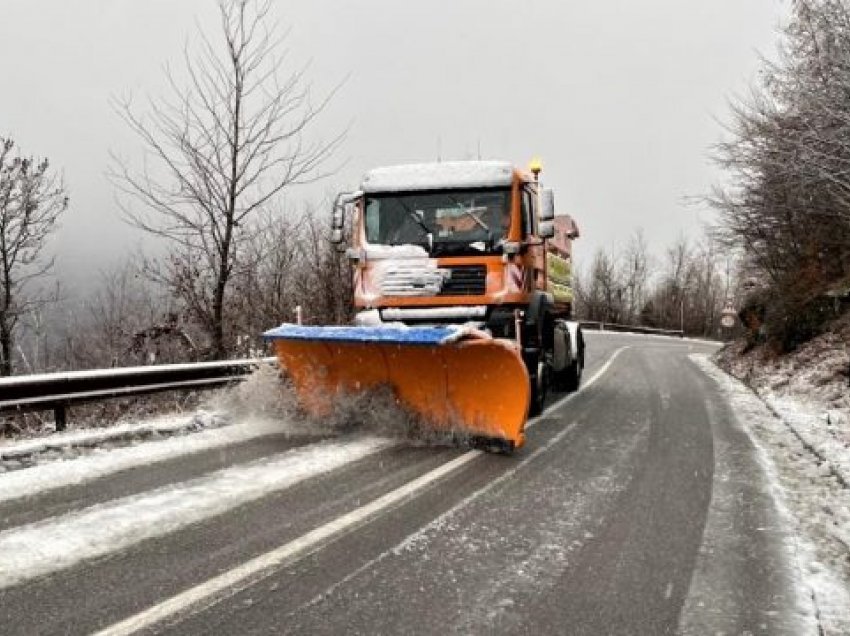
[0, 321, 12, 376]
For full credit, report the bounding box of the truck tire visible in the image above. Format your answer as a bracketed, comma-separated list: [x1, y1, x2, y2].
[528, 354, 547, 416]
[563, 332, 585, 392]
[563, 359, 582, 392]
[550, 321, 571, 392]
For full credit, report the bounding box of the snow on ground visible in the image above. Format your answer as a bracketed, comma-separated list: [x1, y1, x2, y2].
[0, 416, 290, 504]
[0, 360, 443, 505]
[692, 354, 850, 635]
[1, 356, 287, 443]
[0, 436, 393, 590]
[716, 317, 850, 488]
[0, 411, 224, 463]
[0, 360, 300, 469]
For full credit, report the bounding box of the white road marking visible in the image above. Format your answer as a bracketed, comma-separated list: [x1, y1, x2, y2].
[95, 346, 629, 636]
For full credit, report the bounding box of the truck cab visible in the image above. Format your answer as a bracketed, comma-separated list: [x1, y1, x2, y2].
[332, 160, 578, 328]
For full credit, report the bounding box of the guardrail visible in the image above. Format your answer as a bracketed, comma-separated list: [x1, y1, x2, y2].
[579, 321, 684, 338]
[0, 357, 277, 431]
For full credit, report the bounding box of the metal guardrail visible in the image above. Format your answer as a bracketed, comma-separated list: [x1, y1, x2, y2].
[579, 321, 685, 338]
[0, 357, 277, 431]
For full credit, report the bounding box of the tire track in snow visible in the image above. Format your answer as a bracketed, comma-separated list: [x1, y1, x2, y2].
[0, 417, 294, 505]
[0, 436, 393, 590]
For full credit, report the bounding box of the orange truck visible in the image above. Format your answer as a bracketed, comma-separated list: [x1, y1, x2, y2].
[264, 160, 584, 452]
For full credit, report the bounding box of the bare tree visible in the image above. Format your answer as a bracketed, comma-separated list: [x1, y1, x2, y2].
[110, 0, 342, 358]
[228, 204, 353, 349]
[712, 0, 850, 348]
[0, 137, 68, 376]
[293, 210, 353, 325]
[620, 230, 652, 324]
[574, 248, 624, 323]
[575, 232, 726, 337]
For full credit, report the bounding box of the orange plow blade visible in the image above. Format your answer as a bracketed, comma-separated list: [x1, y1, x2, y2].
[263, 325, 531, 449]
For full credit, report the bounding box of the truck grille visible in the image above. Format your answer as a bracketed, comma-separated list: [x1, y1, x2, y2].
[439, 265, 487, 296]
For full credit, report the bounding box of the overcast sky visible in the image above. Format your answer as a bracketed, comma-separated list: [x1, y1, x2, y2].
[0, 0, 789, 290]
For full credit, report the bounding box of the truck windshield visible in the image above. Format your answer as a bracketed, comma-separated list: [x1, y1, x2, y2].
[364, 189, 511, 255]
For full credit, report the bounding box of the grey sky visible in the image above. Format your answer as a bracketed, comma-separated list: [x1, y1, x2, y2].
[0, 0, 788, 289]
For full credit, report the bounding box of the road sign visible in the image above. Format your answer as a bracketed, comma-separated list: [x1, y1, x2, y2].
[720, 301, 737, 329]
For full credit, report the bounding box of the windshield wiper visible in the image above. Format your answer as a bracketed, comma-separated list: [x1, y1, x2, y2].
[443, 193, 491, 232]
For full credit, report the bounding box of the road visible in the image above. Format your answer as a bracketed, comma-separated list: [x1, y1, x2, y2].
[0, 333, 812, 635]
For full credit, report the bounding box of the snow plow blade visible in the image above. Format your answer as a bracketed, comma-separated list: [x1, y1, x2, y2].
[263, 325, 530, 449]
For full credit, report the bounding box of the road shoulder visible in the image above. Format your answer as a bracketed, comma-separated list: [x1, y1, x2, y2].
[685, 354, 850, 635]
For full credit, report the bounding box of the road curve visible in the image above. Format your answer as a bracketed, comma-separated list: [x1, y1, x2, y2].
[0, 333, 812, 635]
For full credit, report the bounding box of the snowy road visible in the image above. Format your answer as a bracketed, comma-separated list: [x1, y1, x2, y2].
[0, 334, 830, 634]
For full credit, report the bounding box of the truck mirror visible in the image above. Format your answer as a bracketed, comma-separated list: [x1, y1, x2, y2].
[345, 247, 363, 263]
[539, 220, 555, 239]
[541, 189, 555, 221]
[330, 228, 344, 244]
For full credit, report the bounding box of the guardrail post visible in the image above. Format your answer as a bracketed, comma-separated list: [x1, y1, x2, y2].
[54, 405, 67, 432]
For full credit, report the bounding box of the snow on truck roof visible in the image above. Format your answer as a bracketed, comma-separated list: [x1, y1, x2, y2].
[360, 161, 515, 193]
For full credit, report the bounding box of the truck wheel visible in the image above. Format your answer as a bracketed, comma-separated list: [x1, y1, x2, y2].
[563, 335, 584, 392]
[563, 359, 581, 392]
[528, 356, 547, 416]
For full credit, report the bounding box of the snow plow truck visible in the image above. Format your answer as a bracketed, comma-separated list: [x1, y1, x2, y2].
[264, 160, 584, 452]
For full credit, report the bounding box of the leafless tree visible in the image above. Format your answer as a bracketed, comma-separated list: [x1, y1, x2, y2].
[619, 230, 652, 324]
[712, 0, 850, 348]
[298, 211, 353, 325]
[228, 204, 353, 348]
[0, 137, 68, 375]
[110, 0, 342, 358]
[576, 233, 727, 337]
[574, 248, 624, 323]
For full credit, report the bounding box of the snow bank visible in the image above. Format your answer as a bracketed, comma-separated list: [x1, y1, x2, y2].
[0, 437, 393, 589]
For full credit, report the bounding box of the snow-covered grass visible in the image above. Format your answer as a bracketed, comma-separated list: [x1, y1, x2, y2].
[692, 354, 850, 635]
[717, 313, 849, 418]
[0, 437, 393, 590]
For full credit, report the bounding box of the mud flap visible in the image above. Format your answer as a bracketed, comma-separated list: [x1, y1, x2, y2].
[263, 325, 531, 448]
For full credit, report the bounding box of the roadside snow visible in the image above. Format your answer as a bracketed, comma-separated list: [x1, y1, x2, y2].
[0, 436, 393, 590]
[0, 411, 222, 460]
[764, 394, 850, 488]
[0, 416, 290, 504]
[691, 354, 850, 635]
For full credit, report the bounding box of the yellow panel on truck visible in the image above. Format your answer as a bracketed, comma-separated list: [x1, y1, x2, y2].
[547, 252, 574, 304]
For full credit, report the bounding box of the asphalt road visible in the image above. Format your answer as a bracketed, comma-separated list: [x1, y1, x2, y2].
[0, 333, 812, 635]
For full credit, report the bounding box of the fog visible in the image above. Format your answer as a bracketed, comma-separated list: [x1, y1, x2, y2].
[0, 0, 789, 291]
